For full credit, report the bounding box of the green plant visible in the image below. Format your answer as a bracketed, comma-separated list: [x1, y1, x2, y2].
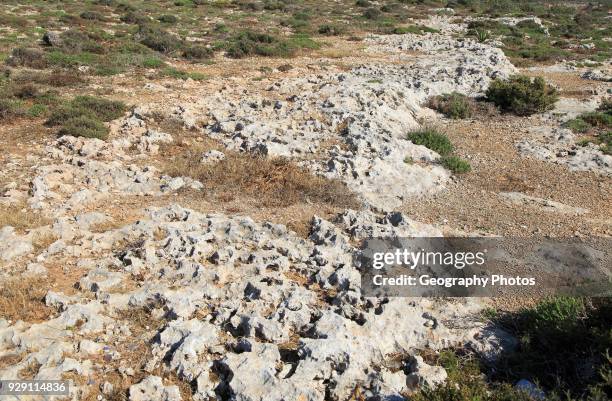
[427, 92, 472, 119]
[27, 104, 48, 117]
[161, 67, 207, 80]
[580, 111, 611, 128]
[223, 31, 318, 59]
[363, 8, 382, 20]
[70, 96, 126, 121]
[440, 155, 471, 173]
[318, 24, 345, 36]
[182, 45, 213, 60]
[407, 128, 453, 155]
[0, 98, 25, 120]
[391, 25, 439, 35]
[138, 24, 183, 53]
[58, 115, 108, 140]
[46, 96, 126, 126]
[563, 118, 590, 133]
[490, 297, 612, 398]
[80, 11, 105, 21]
[412, 350, 532, 401]
[158, 14, 178, 24]
[486, 75, 558, 116]
[474, 29, 490, 43]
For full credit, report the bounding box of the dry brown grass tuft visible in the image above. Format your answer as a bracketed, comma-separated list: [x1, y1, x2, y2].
[0, 203, 50, 233]
[0, 353, 24, 370]
[0, 277, 54, 323]
[14, 70, 86, 87]
[18, 360, 42, 379]
[164, 150, 359, 208]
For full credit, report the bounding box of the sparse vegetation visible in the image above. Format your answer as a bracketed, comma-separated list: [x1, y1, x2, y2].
[222, 31, 319, 59]
[391, 25, 439, 35]
[164, 149, 359, 208]
[414, 297, 612, 401]
[0, 278, 54, 323]
[486, 75, 558, 116]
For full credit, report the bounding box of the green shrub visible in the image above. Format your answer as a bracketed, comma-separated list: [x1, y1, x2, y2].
[46, 96, 126, 126]
[318, 24, 345, 36]
[0, 98, 25, 120]
[597, 98, 611, 113]
[363, 8, 382, 20]
[563, 118, 590, 133]
[427, 92, 472, 119]
[486, 75, 558, 116]
[407, 128, 453, 155]
[223, 31, 318, 59]
[158, 14, 178, 23]
[161, 67, 207, 80]
[120, 11, 149, 24]
[138, 24, 183, 53]
[412, 350, 532, 401]
[72, 96, 126, 121]
[440, 155, 471, 173]
[580, 111, 612, 128]
[490, 297, 612, 397]
[27, 104, 48, 118]
[58, 115, 108, 140]
[355, 0, 370, 6]
[80, 11, 105, 21]
[58, 29, 105, 54]
[183, 45, 213, 60]
[391, 25, 439, 35]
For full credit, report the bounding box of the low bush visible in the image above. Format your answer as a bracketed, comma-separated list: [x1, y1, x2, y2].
[80, 11, 105, 21]
[182, 45, 213, 60]
[46, 96, 126, 126]
[58, 115, 108, 140]
[0, 98, 25, 120]
[223, 31, 318, 59]
[580, 111, 612, 128]
[318, 24, 345, 36]
[427, 92, 472, 119]
[563, 100, 611, 134]
[391, 25, 439, 35]
[14, 70, 85, 87]
[486, 75, 558, 116]
[120, 11, 150, 24]
[490, 297, 612, 398]
[563, 117, 590, 133]
[158, 14, 178, 24]
[58, 29, 105, 54]
[5, 47, 48, 69]
[161, 67, 207, 81]
[363, 8, 382, 20]
[138, 24, 183, 54]
[407, 127, 453, 155]
[10, 83, 39, 99]
[440, 155, 471, 173]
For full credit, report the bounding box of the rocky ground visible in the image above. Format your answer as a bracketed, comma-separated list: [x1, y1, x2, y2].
[0, 11, 611, 401]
